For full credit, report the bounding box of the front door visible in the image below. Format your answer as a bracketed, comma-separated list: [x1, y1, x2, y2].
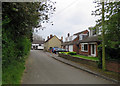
[91, 44, 96, 57]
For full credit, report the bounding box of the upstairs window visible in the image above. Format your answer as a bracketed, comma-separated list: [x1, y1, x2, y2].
[79, 35, 82, 40]
[79, 34, 88, 40]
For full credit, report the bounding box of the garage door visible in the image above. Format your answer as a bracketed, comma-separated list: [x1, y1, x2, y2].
[69, 45, 73, 52]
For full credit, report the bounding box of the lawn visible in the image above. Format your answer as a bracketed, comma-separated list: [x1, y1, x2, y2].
[60, 52, 99, 61]
[72, 55, 99, 61]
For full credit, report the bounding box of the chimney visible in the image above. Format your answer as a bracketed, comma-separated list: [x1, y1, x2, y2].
[47, 36, 49, 40]
[61, 36, 63, 41]
[50, 34, 53, 38]
[68, 33, 70, 37]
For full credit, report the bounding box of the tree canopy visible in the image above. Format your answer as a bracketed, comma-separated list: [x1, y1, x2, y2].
[92, 1, 120, 61]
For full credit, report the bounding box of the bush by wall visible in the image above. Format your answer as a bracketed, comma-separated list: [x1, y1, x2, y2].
[67, 52, 77, 55]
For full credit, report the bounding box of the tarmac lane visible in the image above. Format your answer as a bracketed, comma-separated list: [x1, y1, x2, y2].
[21, 50, 115, 84]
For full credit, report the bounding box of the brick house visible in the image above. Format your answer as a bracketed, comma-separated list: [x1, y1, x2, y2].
[61, 30, 89, 53]
[62, 28, 101, 57]
[73, 30, 89, 54]
[76, 28, 101, 57]
[77, 36, 101, 57]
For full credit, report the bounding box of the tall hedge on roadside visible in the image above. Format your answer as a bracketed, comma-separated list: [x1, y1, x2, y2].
[2, 2, 55, 84]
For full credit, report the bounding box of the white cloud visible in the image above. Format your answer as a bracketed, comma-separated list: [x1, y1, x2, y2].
[37, 0, 98, 41]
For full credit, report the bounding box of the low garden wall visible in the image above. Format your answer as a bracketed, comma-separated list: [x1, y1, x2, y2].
[106, 60, 120, 73]
[58, 53, 98, 68]
[58, 53, 120, 73]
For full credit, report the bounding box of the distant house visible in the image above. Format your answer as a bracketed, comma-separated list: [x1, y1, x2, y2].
[61, 33, 76, 52]
[44, 34, 63, 51]
[32, 40, 45, 50]
[61, 30, 89, 53]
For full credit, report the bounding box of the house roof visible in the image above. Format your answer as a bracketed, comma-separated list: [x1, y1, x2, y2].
[62, 36, 101, 46]
[74, 30, 89, 35]
[77, 36, 101, 44]
[45, 35, 62, 43]
[45, 36, 54, 43]
[61, 41, 72, 46]
[32, 40, 45, 44]
[61, 40, 79, 46]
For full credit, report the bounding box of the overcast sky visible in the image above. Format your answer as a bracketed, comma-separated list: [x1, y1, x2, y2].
[35, 0, 98, 41]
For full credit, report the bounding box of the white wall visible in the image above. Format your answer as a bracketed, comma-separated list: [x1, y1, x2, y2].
[69, 45, 73, 52]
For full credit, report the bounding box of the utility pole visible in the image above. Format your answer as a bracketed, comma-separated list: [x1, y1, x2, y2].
[102, 0, 106, 71]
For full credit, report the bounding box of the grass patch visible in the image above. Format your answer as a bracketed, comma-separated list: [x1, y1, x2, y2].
[60, 52, 69, 55]
[2, 54, 29, 84]
[2, 62, 25, 84]
[60, 52, 99, 61]
[72, 55, 99, 61]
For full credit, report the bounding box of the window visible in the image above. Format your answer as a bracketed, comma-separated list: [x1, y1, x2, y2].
[81, 43, 88, 52]
[93, 29, 97, 36]
[79, 34, 88, 40]
[82, 35, 87, 39]
[79, 35, 82, 40]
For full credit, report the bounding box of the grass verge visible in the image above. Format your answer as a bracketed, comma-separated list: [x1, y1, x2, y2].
[2, 53, 29, 84]
[72, 55, 99, 61]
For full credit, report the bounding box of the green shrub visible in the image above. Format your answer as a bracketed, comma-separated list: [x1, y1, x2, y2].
[2, 61, 25, 84]
[60, 52, 68, 55]
[2, 29, 31, 84]
[67, 52, 77, 55]
[16, 37, 31, 58]
[2, 30, 17, 67]
[60, 52, 64, 54]
[105, 47, 120, 60]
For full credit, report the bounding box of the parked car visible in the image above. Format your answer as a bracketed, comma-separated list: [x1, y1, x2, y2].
[53, 48, 68, 54]
[52, 47, 59, 53]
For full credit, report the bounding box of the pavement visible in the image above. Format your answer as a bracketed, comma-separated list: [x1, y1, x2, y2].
[45, 52, 120, 84]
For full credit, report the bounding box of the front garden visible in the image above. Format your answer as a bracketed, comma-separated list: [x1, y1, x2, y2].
[60, 52, 99, 61]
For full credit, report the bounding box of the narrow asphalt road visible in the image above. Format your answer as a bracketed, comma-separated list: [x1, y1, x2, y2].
[21, 50, 114, 84]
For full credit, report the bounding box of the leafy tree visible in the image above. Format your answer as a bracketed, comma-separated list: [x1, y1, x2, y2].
[92, 0, 120, 70]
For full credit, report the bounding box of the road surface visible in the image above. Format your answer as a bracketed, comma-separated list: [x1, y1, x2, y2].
[21, 50, 114, 84]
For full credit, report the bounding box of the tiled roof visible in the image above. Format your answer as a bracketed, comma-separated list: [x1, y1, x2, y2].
[61, 41, 71, 46]
[77, 36, 101, 44]
[45, 36, 54, 43]
[62, 36, 101, 46]
[45, 35, 63, 43]
[74, 30, 89, 35]
[32, 40, 45, 44]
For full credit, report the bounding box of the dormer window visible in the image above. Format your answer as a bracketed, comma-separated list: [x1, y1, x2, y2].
[79, 35, 82, 40]
[79, 34, 88, 40]
[89, 27, 100, 36]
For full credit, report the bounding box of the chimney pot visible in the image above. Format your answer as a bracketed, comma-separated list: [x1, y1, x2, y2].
[68, 33, 70, 37]
[50, 34, 53, 38]
[61, 36, 63, 41]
